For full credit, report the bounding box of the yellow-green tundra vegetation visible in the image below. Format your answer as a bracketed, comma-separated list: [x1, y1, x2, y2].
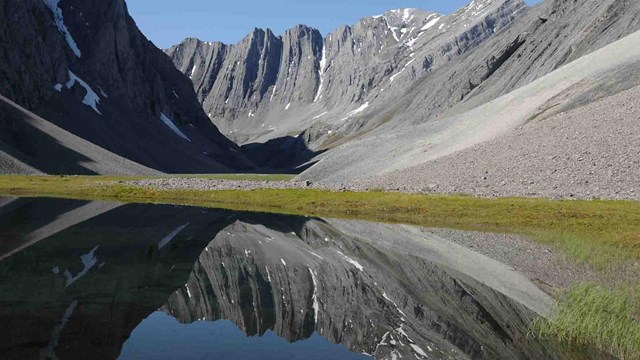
[0, 175, 638, 359]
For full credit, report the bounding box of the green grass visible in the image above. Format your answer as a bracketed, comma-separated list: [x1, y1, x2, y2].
[533, 284, 640, 360]
[0, 175, 639, 270]
[0, 174, 639, 358]
[530, 231, 633, 272]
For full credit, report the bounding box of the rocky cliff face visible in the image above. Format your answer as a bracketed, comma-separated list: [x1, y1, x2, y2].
[0, 0, 252, 173]
[297, 0, 640, 183]
[167, 0, 527, 147]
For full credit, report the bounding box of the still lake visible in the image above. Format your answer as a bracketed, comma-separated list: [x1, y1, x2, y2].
[0, 197, 565, 359]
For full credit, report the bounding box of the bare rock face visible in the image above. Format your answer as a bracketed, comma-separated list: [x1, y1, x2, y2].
[167, 0, 527, 148]
[0, 0, 252, 174]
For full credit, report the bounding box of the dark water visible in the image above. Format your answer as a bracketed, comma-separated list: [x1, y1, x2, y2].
[0, 197, 565, 360]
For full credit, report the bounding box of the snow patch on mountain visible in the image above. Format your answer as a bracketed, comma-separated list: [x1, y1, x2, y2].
[160, 113, 192, 142]
[63, 246, 100, 287]
[337, 250, 364, 271]
[314, 43, 327, 102]
[309, 268, 320, 323]
[390, 59, 416, 82]
[312, 111, 328, 119]
[420, 16, 442, 31]
[158, 223, 189, 250]
[42, 0, 82, 57]
[55, 70, 102, 114]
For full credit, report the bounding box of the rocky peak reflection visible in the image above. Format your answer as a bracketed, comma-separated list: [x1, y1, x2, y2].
[0, 198, 564, 360]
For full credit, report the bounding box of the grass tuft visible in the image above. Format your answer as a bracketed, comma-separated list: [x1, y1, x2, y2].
[529, 231, 634, 273]
[533, 284, 640, 360]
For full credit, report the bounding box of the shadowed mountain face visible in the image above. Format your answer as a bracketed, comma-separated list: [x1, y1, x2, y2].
[0, 0, 252, 174]
[0, 198, 576, 360]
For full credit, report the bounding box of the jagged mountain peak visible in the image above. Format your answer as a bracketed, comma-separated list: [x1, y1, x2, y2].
[374, 7, 441, 22]
[167, 0, 526, 152]
[283, 24, 321, 34]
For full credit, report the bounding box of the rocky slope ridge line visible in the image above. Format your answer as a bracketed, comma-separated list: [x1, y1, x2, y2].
[298, 22, 640, 191]
[167, 0, 526, 146]
[0, 0, 252, 174]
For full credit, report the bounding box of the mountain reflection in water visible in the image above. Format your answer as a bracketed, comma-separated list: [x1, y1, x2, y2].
[0, 197, 565, 360]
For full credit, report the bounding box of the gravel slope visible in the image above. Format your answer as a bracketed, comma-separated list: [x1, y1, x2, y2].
[0, 95, 161, 176]
[129, 82, 640, 202]
[129, 79, 640, 201]
[363, 85, 640, 200]
[0, 149, 42, 175]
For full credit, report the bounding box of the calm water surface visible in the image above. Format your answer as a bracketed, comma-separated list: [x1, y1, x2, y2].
[0, 197, 566, 359]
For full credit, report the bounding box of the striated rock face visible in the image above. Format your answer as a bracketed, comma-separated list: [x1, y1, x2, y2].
[439, 0, 640, 116]
[167, 0, 527, 147]
[0, 0, 252, 173]
[297, 0, 640, 183]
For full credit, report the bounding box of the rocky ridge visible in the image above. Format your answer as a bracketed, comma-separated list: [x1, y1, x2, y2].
[167, 0, 527, 148]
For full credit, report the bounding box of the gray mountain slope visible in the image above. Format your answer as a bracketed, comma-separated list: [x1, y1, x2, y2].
[306, 0, 640, 150]
[167, 0, 527, 147]
[298, 29, 640, 183]
[364, 84, 640, 200]
[0, 0, 252, 174]
[0, 150, 41, 175]
[169, 0, 640, 176]
[0, 94, 160, 175]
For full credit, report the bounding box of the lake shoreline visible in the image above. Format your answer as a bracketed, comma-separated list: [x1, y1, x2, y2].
[1, 175, 638, 358]
[126, 177, 640, 201]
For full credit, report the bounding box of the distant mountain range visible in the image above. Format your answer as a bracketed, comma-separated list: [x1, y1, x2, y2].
[1, 0, 639, 185]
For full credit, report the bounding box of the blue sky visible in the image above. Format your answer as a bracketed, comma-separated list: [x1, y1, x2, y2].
[127, 0, 541, 49]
